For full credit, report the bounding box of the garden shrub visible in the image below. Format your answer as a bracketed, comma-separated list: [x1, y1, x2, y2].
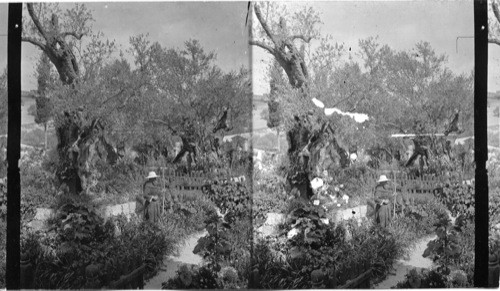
[164, 179, 252, 289]
[203, 179, 251, 221]
[421, 216, 474, 286]
[330, 164, 376, 203]
[161, 192, 214, 235]
[21, 204, 175, 289]
[162, 264, 220, 289]
[253, 172, 288, 227]
[394, 268, 447, 288]
[250, 204, 401, 289]
[489, 151, 500, 256]
[435, 181, 474, 220]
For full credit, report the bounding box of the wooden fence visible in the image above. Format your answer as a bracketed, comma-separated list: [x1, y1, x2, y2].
[369, 171, 473, 195]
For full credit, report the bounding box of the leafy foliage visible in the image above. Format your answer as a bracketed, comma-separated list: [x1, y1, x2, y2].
[253, 173, 288, 227]
[435, 181, 474, 220]
[164, 178, 252, 289]
[203, 179, 251, 221]
[22, 210, 174, 288]
[251, 202, 401, 288]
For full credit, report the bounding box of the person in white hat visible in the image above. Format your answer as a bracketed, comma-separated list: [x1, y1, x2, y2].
[137, 171, 162, 222]
[373, 175, 394, 227]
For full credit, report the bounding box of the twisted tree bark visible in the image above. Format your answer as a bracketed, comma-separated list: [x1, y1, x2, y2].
[250, 3, 348, 200]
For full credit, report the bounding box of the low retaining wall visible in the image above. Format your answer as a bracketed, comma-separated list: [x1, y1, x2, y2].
[332, 205, 368, 223]
[28, 202, 138, 231]
[257, 206, 368, 238]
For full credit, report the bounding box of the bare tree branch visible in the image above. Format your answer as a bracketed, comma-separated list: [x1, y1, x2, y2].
[27, 3, 48, 40]
[489, 37, 500, 46]
[494, 1, 500, 24]
[21, 36, 46, 50]
[249, 40, 276, 55]
[253, 3, 278, 46]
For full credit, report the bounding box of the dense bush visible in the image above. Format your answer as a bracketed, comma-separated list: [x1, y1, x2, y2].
[394, 268, 447, 288]
[162, 190, 214, 235]
[421, 216, 474, 286]
[21, 204, 174, 289]
[435, 181, 474, 220]
[253, 173, 288, 227]
[250, 203, 401, 289]
[329, 164, 376, 203]
[203, 179, 251, 221]
[164, 179, 252, 289]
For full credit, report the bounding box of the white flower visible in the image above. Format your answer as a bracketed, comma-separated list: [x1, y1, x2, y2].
[311, 177, 324, 190]
[287, 228, 300, 239]
[320, 218, 329, 225]
[342, 194, 349, 204]
[334, 187, 340, 192]
[313, 200, 320, 206]
[337, 203, 341, 207]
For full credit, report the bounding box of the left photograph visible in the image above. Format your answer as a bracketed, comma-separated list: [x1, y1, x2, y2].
[16, 2, 252, 289]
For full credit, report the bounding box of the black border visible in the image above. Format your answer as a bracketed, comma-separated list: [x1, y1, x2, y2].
[474, 0, 488, 287]
[6, 3, 22, 290]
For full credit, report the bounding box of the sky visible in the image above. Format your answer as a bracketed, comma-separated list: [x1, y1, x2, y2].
[0, 2, 250, 91]
[252, 1, 474, 95]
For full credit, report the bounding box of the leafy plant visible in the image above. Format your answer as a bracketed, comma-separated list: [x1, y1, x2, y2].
[394, 268, 447, 288]
[22, 207, 175, 288]
[435, 181, 474, 220]
[203, 179, 251, 222]
[423, 217, 460, 274]
[162, 264, 219, 289]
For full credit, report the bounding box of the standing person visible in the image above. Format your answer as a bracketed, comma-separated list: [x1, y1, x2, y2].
[373, 175, 394, 227]
[139, 171, 162, 223]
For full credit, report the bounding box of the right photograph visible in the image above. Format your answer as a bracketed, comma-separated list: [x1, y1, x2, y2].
[250, 1, 475, 289]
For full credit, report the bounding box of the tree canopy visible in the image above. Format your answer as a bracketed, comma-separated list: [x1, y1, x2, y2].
[22, 3, 251, 194]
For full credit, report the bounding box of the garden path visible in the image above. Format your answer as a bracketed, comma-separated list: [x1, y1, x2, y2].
[144, 230, 207, 289]
[374, 235, 435, 289]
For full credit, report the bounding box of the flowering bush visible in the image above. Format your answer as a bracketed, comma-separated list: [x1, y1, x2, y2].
[250, 202, 401, 288]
